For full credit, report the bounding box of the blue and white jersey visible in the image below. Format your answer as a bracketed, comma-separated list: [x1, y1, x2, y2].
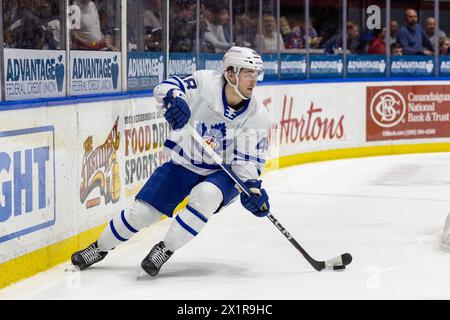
[153, 70, 272, 181]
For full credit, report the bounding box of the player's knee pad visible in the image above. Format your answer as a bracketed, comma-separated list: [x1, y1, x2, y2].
[125, 200, 163, 230]
[188, 182, 223, 219]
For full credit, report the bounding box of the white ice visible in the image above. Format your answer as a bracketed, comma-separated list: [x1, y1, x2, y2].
[1, 152, 450, 300]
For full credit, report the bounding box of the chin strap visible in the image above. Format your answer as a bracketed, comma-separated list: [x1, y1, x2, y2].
[224, 71, 251, 100]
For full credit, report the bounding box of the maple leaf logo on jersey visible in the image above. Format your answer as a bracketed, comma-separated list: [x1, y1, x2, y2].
[196, 122, 231, 151]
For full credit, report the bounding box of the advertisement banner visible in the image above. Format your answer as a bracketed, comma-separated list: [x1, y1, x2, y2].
[127, 51, 164, 91]
[439, 56, 450, 77]
[71, 51, 121, 95]
[366, 85, 450, 141]
[390, 56, 434, 77]
[309, 55, 344, 78]
[347, 55, 387, 78]
[0, 126, 56, 244]
[198, 53, 223, 72]
[4, 49, 66, 101]
[280, 54, 307, 80]
[261, 54, 278, 81]
[169, 53, 196, 78]
[123, 99, 171, 198]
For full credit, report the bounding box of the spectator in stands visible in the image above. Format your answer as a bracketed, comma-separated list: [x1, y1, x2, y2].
[306, 19, 322, 49]
[439, 37, 450, 55]
[368, 27, 386, 54]
[8, 0, 45, 49]
[282, 17, 303, 49]
[397, 9, 433, 55]
[71, 0, 114, 50]
[389, 20, 399, 44]
[144, 0, 162, 32]
[324, 21, 360, 54]
[217, 7, 231, 44]
[3, 0, 20, 47]
[41, 1, 61, 50]
[202, 3, 231, 53]
[390, 42, 403, 56]
[233, 13, 257, 48]
[425, 17, 446, 47]
[254, 14, 285, 52]
[169, 0, 197, 52]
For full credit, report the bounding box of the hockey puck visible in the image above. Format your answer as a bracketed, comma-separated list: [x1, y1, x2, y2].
[341, 253, 353, 266]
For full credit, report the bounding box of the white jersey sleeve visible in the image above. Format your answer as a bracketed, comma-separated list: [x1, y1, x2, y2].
[231, 104, 272, 182]
[153, 71, 205, 107]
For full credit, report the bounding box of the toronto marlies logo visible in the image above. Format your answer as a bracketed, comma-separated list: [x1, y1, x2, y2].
[370, 89, 406, 128]
[196, 122, 232, 151]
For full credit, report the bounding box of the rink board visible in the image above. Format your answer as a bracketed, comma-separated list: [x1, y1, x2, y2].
[1, 80, 450, 288]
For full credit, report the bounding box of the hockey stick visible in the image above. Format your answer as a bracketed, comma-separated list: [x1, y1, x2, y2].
[186, 124, 352, 271]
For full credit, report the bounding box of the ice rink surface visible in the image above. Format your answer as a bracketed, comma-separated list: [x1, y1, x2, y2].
[1, 152, 450, 300]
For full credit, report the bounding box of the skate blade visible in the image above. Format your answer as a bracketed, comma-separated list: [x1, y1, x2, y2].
[137, 270, 151, 280]
[65, 264, 80, 272]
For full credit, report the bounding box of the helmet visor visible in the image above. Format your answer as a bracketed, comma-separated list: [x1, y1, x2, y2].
[239, 69, 264, 82]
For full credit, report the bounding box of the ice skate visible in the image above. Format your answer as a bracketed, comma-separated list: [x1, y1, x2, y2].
[71, 242, 108, 270]
[141, 241, 173, 277]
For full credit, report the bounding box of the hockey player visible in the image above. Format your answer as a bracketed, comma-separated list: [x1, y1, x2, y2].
[71, 46, 272, 277]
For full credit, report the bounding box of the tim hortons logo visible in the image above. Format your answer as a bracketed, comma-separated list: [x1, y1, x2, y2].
[279, 95, 344, 144]
[80, 117, 121, 208]
[370, 89, 406, 128]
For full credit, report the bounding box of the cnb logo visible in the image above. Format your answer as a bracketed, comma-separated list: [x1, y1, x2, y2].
[370, 89, 406, 128]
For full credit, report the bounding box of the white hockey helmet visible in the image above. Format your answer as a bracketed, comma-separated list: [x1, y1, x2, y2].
[222, 46, 264, 99]
[223, 46, 264, 78]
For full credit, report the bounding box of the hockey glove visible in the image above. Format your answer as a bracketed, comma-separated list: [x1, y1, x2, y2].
[163, 89, 191, 130]
[240, 179, 270, 218]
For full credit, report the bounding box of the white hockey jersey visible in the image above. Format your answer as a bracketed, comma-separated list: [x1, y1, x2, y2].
[153, 70, 272, 181]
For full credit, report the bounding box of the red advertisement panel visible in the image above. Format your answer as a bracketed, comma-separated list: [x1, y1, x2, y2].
[367, 85, 450, 141]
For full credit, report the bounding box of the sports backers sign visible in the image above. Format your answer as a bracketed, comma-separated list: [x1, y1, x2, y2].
[367, 85, 450, 141]
[4, 49, 66, 101]
[71, 51, 121, 95]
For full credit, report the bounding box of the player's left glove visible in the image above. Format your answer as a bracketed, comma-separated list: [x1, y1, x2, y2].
[163, 89, 191, 130]
[240, 179, 270, 218]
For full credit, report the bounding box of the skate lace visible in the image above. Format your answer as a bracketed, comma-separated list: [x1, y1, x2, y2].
[150, 246, 170, 268]
[80, 244, 102, 264]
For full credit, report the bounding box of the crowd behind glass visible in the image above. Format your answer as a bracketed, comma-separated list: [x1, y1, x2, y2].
[2, 0, 450, 80]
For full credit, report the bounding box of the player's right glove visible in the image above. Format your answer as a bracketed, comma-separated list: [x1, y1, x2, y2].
[163, 89, 191, 130]
[240, 179, 270, 218]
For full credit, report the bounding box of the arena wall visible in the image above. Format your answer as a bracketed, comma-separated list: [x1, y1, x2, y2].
[1, 80, 450, 288]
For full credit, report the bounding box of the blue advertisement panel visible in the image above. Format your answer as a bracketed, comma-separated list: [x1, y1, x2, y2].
[71, 51, 121, 95]
[127, 51, 164, 91]
[309, 55, 344, 79]
[439, 56, 450, 77]
[347, 55, 387, 78]
[390, 55, 434, 77]
[280, 54, 306, 80]
[169, 52, 196, 78]
[0, 126, 56, 243]
[4, 49, 66, 101]
[198, 53, 223, 72]
[261, 54, 278, 81]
